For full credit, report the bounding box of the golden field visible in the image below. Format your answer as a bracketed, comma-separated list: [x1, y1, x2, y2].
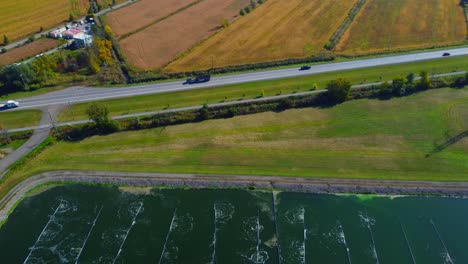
[0, 0, 88, 42]
[335, 0, 467, 54]
[165, 0, 358, 72]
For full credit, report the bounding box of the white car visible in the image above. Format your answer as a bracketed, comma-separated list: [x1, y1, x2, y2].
[0, 100, 20, 109]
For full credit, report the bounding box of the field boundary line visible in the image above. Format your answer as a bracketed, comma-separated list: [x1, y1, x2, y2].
[326, 0, 367, 50]
[463, 1, 468, 38]
[119, 0, 207, 40]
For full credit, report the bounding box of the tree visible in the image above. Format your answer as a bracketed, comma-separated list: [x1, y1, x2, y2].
[27, 35, 35, 43]
[32, 55, 57, 80]
[250, 0, 257, 8]
[3, 35, 9, 45]
[94, 38, 113, 65]
[221, 17, 230, 28]
[326, 78, 351, 102]
[391, 77, 405, 96]
[378, 81, 391, 96]
[0, 64, 37, 92]
[244, 6, 251, 13]
[69, 13, 75, 22]
[418, 71, 431, 90]
[86, 103, 109, 125]
[406, 72, 415, 84]
[240, 9, 246, 16]
[86, 103, 119, 133]
[199, 103, 209, 120]
[104, 25, 114, 37]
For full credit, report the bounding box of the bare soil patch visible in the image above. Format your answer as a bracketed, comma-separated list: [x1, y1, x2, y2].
[106, 0, 194, 38]
[0, 39, 60, 65]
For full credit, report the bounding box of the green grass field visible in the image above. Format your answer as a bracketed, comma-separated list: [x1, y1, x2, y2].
[56, 55, 468, 123]
[0, 110, 42, 130]
[1, 87, 466, 201]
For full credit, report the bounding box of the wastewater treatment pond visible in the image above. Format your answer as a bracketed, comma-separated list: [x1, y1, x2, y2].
[0, 185, 467, 263]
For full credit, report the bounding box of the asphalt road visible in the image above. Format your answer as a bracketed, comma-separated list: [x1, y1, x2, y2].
[3, 47, 468, 111]
[0, 106, 62, 175]
[5, 70, 466, 133]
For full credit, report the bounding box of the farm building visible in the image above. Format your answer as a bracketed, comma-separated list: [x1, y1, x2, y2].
[49, 27, 66, 38]
[73, 34, 93, 48]
[62, 29, 84, 39]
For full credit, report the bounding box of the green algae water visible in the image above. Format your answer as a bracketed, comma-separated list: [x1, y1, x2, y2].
[1, 185, 468, 263]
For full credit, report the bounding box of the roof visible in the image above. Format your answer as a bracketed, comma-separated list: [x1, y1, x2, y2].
[74, 34, 92, 40]
[63, 29, 82, 35]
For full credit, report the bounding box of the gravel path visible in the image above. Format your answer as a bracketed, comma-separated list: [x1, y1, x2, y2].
[2, 170, 468, 221]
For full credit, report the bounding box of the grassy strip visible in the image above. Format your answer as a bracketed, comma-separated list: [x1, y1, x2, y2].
[0, 181, 63, 228]
[3, 88, 466, 190]
[0, 137, 54, 209]
[57, 55, 468, 123]
[0, 139, 27, 151]
[0, 110, 42, 130]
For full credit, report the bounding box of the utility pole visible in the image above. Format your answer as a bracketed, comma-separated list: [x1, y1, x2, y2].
[68, 101, 75, 120]
[48, 110, 59, 135]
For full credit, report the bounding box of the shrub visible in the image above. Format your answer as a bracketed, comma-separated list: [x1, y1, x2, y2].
[326, 78, 351, 102]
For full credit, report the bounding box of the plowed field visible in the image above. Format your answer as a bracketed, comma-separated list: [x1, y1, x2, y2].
[119, 0, 249, 70]
[106, 0, 195, 38]
[0, 39, 59, 65]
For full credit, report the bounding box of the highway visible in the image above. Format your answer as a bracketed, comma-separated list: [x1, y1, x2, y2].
[4, 47, 468, 110]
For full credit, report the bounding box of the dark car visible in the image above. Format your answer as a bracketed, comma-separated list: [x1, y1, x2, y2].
[185, 75, 211, 84]
[442, 52, 451, 57]
[299, 66, 311, 71]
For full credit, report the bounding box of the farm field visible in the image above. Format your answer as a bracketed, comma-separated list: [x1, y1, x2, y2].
[166, 0, 358, 72]
[336, 0, 467, 55]
[3, 88, 467, 200]
[0, 0, 88, 42]
[105, 0, 194, 38]
[119, 0, 250, 70]
[0, 39, 60, 65]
